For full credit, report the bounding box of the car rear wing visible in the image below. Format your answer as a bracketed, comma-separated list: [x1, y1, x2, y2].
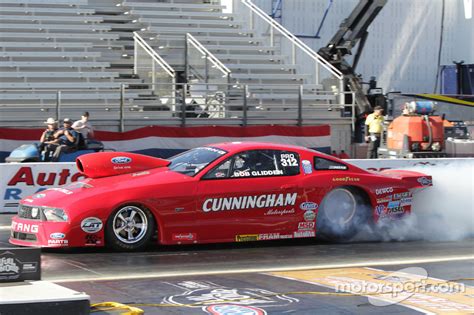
[379, 169, 433, 189]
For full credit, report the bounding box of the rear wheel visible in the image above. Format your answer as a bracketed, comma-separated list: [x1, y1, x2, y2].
[106, 205, 155, 251]
[317, 187, 370, 241]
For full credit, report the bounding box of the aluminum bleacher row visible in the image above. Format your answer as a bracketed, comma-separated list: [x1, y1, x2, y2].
[0, 0, 349, 129]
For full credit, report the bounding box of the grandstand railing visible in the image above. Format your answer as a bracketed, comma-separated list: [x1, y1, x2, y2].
[234, 0, 345, 101]
[0, 84, 355, 131]
[133, 32, 176, 109]
[185, 33, 231, 85]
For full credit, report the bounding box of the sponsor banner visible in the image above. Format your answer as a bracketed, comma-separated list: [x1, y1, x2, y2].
[0, 125, 332, 161]
[0, 163, 83, 212]
[0, 248, 41, 282]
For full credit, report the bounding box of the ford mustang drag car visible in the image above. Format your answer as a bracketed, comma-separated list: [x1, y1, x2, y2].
[10, 142, 432, 250]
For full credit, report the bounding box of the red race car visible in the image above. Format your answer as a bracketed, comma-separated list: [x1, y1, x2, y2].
[10, 142, 432, 250]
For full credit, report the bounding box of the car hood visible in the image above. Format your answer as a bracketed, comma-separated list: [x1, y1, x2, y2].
[20, 167, 191, 209]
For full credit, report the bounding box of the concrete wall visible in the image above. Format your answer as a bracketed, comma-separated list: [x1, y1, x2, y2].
[236, 0, 473, 94]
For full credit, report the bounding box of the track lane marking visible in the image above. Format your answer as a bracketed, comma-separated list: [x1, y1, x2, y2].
[61, 260, 104, 277]
[51, 255, 474, 283]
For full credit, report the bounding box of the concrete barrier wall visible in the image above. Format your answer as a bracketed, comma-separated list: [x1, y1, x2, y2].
[1, 158, 472, 213]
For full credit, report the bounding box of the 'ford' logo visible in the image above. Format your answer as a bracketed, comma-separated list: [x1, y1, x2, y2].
[50, 233, 65, 239]
[300, 202, 318, 211]
[111, 156, 132, 164]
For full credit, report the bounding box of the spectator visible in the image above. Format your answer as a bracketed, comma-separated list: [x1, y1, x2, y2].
[331, 150, 339, 157]
[338, 150, 350, 159]
[39, 117, 57, 154]
[44, 118, 78, 162]
[365, 106, 385, 159]
[72, 111, 94, 139]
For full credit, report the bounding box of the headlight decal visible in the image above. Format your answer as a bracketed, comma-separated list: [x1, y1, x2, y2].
[42, 207, 69, 222]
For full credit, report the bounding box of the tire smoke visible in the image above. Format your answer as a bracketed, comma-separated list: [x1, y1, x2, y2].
[353, 160, 474, 242]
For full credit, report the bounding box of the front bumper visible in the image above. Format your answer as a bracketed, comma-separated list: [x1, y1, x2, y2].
[9, 216, 70, 248]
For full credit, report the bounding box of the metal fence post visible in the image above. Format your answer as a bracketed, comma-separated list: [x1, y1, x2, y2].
[120, 84, 125, 132]
[243, 84, 248, 126]
[151, 60, 156, 92]
[181, 84, 187, 127]
[133, 37, 138, 75]
[249, 8, 254, 30]
[292, 42, 296, 65]
[270, 27, 274, 47]
[184, 34, 189, 82]
[297, 85, 303, 126]
[56, 91, 61, 121]
[205, 52, 209, 84]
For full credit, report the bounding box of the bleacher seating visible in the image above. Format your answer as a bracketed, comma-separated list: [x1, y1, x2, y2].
[0, 0, 346, 128]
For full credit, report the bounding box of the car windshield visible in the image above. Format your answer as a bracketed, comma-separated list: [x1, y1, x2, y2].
[168, 147, 227, 176]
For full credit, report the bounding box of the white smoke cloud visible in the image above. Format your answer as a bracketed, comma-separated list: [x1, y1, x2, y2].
[354, 161, 474, 242]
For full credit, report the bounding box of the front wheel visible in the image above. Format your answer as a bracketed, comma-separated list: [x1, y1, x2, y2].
[106, 205, 155, 251]
[317, 187, 370, 241]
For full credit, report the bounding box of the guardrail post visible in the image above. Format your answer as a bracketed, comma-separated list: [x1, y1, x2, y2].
[315, 62, 320, 86]
[56, 91, 61, 121]
[133, 37, 137, 75]
[120, 84, 125, 132]
[152, 60, 156, 92]
[297, 85, 303, 127]
[205, 52, 209, 84]
[339, 79, 345, 106]
[243, 84, 248, 126]
[249, 9, 254, 30]
[270, 27, 274, 47]
[181, 84, 187, 127]
[292, 42, 296, 64]
[185, 34, 189, 82]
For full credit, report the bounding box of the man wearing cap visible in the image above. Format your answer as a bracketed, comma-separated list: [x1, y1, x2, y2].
[44, 118, 78, 162]
[364, 106, 385, 159]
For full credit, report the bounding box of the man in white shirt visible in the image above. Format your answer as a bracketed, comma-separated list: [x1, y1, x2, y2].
[72, 111, 94, 139]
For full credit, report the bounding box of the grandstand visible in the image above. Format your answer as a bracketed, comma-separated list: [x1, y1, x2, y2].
[0, 0, 353, 148]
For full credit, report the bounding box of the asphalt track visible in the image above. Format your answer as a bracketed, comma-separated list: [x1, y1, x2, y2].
[1, 214, 473, 314]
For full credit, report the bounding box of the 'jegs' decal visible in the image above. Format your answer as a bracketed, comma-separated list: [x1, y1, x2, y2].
[203, 193, 297, 212]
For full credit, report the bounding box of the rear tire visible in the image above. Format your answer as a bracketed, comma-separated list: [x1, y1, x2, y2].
[106, 205, 155, 251]
[317, 187, 370, 241]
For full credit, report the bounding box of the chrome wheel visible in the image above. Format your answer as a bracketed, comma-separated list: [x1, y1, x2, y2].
[112, 206, 148, 244]
[323, 188, 357, 225]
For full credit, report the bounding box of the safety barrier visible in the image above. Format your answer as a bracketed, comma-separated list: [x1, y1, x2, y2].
[1, 157, 472, 213]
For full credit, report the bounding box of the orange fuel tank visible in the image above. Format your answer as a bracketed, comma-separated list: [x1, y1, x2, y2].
[386, 115, 445, 151]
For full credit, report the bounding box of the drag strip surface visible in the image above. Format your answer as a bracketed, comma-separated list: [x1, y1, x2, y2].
[60, 260, 473, 315]
[0, 226, 472, 282]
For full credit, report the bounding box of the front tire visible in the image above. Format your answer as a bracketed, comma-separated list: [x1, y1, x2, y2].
[317, 187, 370, 241]
[106, 205, 155, 251]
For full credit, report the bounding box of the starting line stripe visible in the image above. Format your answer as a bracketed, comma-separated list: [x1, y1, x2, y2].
[51, 255, 474, 283]
[268, 267, 474, 314]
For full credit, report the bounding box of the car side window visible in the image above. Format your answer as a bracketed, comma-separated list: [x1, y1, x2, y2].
[203, 159, 232, 179]
[203, 150, 300, 179]
[314, 157, 348, 170]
